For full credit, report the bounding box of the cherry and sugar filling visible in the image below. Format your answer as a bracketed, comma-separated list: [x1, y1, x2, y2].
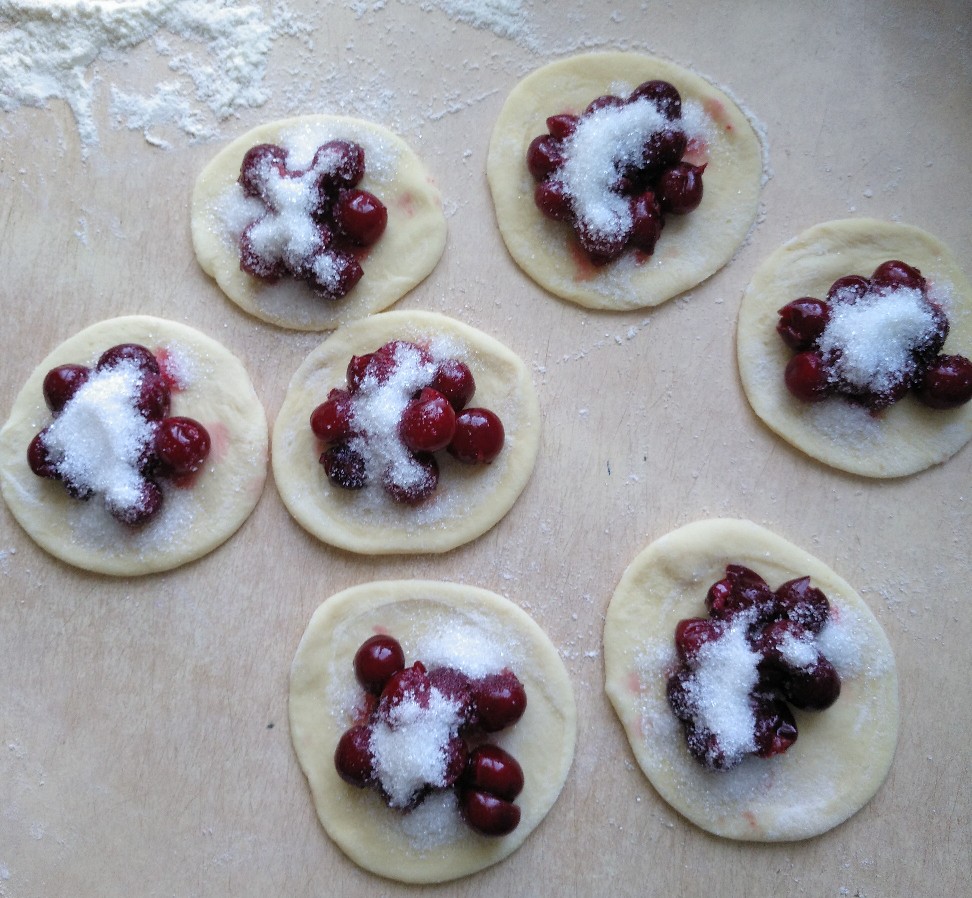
[527, 79, 708, 266]
[309, 340, 506, 505]
[27, 343, 212, 526]
[777, 260, 971, 412]
[666, 564, 841, 771]
[236, 139, 387, 300]
[334, 634, 527, 837]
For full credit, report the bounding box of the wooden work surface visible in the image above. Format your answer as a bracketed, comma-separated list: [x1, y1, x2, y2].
[1, 2, 969, 895]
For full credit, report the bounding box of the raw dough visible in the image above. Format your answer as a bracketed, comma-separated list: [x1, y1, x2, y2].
[486, 51, 764, 310]
[737, 219, 972, 477]
[191, 115, 447, 331]
[272, 310, 540, 554]
[603, 519, 898, 841]
[0, 316, 268, 576]
[289, 580, 577, 884]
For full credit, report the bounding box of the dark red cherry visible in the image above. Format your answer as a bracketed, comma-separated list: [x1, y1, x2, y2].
[629, 80, 682, 119]
[427, 666, 475, 726]
[321, 442, 367, 489]
[752, 697, 798, 758]
[674, 617, 724, 664]
[135, 372, 171, 421]
[333, 188, 387, 246]
[27, 430, 60, 479]
[239, 143, 287, 197]
[870, 259, 925, 292]
[576, 218, 629, 265]
[430, 359, 476, 412]
[472, 670, 526, 732]
[43, 364, 90, 414]
[706, 564, 774, 621]
[310, 388, 354, 443]
[656, 162, 705, 214]
[96, 343, 160, 376]
[381, 452, 439, 505]
[585, 93, 625, 115]
[239, 223, 285, 281]
[777, 297, 831, 350]
[666, 669, 696, 722]
[334, 724, 375, 787]
[399, 388, 456, 453]
[464, 744, 524, 800]
[827, 274, 869, 304]
[354, 635, 406, 694]
[534, 179, 574, 222]
[774, 576, 830, 633]
[378, 662, 431, 720]
[448, 408, 505, 464]
[914, 354, 972, 409]
[306, 249, 363, 300]
[154, 417, 211, 476]
[628, 190, 663, 253]
[526, 134, 565, 180]
[460, 789, 521, 836]
[685, 724, 734, 771]
[313, 140, 366, 194]
[781, 656, 841, 710]
[546, 113, 579, 138]
[107, 478, 163, 526]
[442, 735, 470, 788]
[641, 128, 687, 177]
[784, 351, 831, 402]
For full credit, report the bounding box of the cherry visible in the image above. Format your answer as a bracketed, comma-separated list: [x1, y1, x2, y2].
[585, 94, 626, 115]
[915, 302, 949, 363]
[310, 388, 354, 443]
[430, 359, 476, 412]
[96, 343, 159, 375]
[534, 179, 574, 222]
[781, 656, 841, 710]
[546, 113, 579, 138]
[674, 617, 724, 664]
[43, 364, 90, 414]
[577, 218, 629, 265]
[629, 80, 682, 120]
[827, 274, 869, 304]
[448, 408, 505, 464]
[526, 134, 565, 180]
[641, 128, 687, 177]
[776, 297, 831, 350]
[313, 140, 366, 194]
[334, 724, 375, 788]
[784, 351, 831, 402]
[628, 190, 664, 253]
[333, 188, 387, 246]
[353, 635, 406, 694]
[134, 372, 171, 421]
[377, 662, 431, 721]
[666, 669, 695, 722]
[239, 143, 287, 198]
[107, 478, 163, 526]
[914, 354, 972, 409]
[685, 724, 733, 771]
[381, 453, 439, 505]
[753, 618, 812, 667]
[870, 259, 925, 292]
[774, 576, 830, 633]
[464, 744, 524, 801]
[306, 249, 364, 300]
[27, 430, 60, 479]
[705, 564, 774, 621]
[656, 162, 705, 214]
[473, 670, 526, 732]
[752, 697, 798, 758]
[399, 388, 456, 453]
[239, 223, 286, 281]
[459, 789, 521, 837]
[442, 735, 470, 789]
[427, 666, 475, 726]
[154, 417, 211, 476]
[321, 442, 367, 489]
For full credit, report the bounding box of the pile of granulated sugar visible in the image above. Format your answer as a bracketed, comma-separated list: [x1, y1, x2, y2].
[0, 0, 306, 155]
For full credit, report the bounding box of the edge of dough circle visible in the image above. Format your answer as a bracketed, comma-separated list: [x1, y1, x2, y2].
[487, 51, 764, 310]
[191, 114, 447, 331]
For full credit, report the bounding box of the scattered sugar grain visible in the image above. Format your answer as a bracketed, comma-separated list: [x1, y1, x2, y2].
[399, 789, 463, 850]
[415, 619, 510, 677]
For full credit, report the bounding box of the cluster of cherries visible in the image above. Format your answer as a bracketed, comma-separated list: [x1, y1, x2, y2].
[237, 139, 387, 300]
[666, 564, 841, 772]
[311, 339, 505, 504]
[778, 259, 972, 411]
[527, 79, 705, 265]
[335, 633, 528, 837]
[27, 343, 212, 526]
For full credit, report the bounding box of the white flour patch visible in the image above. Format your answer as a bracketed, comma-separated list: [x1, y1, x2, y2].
[414, 0, 537, 49]
[0, 0, 307, 156]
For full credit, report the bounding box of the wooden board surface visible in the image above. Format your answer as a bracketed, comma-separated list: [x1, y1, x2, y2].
[1, 2, 969, 895]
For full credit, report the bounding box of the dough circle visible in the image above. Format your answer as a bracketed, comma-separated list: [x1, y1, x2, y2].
[0, 316, 268, 576]
[272, 310, 540, 554]
[289, 580, 577, 884]
[737, 218, 972, 477]
[191, 115, 447, 331]
[603, 519, 898, 841]
[486, 51, 764, 310]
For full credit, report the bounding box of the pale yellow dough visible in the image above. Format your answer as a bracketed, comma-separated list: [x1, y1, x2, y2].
[191, 115, 447, 331]
[487, 51, 764, 310]
[604, 519, 898, 841]
[738, 219, 972, 477]
[289, 580, 577, 884]
[272, 311, 540, 554]
[0, 316, 268, 576]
